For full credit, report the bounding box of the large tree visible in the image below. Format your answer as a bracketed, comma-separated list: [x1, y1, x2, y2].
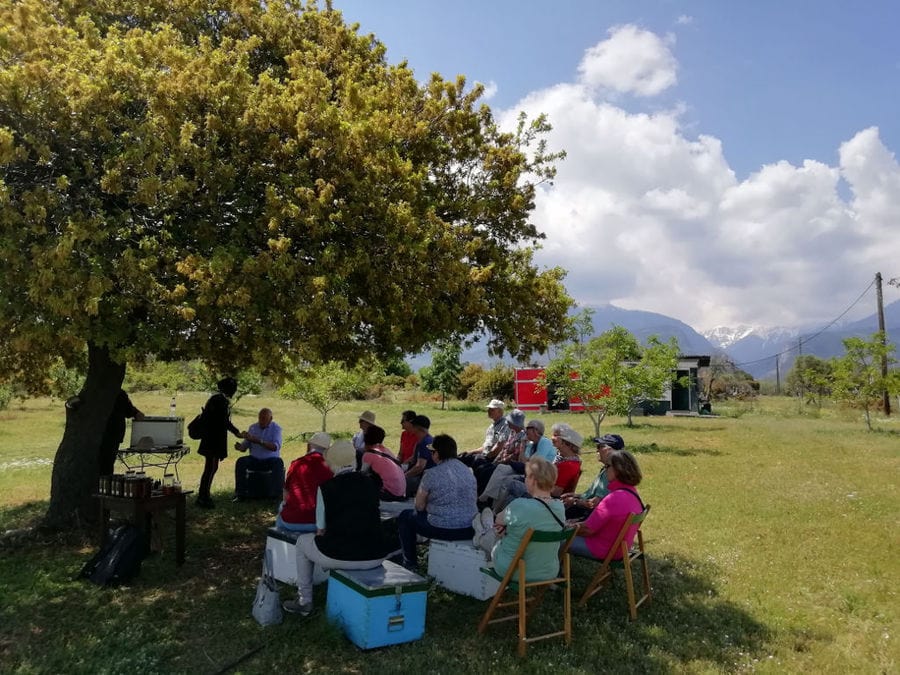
[541, 319, 681, 435]
[0, 0, 572, 526]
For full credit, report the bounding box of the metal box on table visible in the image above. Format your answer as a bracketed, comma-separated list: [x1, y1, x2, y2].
[130, 416, 184, 448]
[326, 560, 428, 649]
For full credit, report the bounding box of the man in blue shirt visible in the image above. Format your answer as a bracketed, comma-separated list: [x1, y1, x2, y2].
[234, 408, 285, 500]
[403, 415, 434, 497]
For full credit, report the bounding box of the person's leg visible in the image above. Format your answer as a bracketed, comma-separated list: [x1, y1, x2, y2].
[568, 536, 600, 559]
[404, 474, 421, 498]
[480, 464, 515, 501]
[474, 463, 497, 495]
[415, 517, 475, 543]
[275, 514, 317, 532]
[292, 534, 385, 610]
[198, 456, 219, 505]
[396, 509, 419, 568]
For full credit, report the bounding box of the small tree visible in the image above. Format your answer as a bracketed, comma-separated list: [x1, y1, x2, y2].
[420, 341, 464, 410]
[541, 322, 681, 435]
[279, 361, 367, 432]
[785, 355, 833, 410]
[831, 332, 900, 430]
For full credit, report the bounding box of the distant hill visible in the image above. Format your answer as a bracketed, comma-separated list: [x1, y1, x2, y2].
[406, 304, 716, 370]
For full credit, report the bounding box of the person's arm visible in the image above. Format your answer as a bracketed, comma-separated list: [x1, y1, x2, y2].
[315, 488, 326, 533]
[405, 456, 427, 478]
[414, 486, 429, 512]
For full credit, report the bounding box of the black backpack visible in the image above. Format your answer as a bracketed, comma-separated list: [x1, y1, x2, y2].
[79, 524, 147, 586]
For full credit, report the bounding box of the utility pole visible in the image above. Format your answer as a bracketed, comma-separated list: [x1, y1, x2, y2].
[876, 272, 891, 416]
[775, 355, 780, 394]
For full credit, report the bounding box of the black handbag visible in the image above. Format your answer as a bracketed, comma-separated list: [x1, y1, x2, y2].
[187, 411, 206, 440]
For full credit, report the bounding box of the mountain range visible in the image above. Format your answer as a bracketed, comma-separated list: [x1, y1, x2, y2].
[408, 300, 900, 381]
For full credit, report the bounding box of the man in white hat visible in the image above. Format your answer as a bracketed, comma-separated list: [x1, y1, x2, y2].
[352, 410, 377, 471]
[276, 432, 335, 532]
[460, 399, 510, 468]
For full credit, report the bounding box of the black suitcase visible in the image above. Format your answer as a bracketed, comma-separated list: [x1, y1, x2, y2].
[235, 456, 285, 499]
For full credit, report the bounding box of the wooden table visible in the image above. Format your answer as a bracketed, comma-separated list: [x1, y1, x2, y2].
[96, 491, 192, 565]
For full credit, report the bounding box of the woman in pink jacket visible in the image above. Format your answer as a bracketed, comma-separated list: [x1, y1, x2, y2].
[569, 450, 645, 560]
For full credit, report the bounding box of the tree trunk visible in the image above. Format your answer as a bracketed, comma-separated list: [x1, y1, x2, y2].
[43, 342, 126, 529]
[441, 391, 445, 410]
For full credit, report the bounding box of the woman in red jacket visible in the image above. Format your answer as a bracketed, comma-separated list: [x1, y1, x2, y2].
[276, 432, 334, 532]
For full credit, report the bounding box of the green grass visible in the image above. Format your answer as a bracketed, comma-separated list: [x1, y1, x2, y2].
[1, 394, 898, 673]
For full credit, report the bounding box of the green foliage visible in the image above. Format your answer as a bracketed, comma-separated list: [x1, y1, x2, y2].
[785, 354, 833, 408]
[466, 364, 515, 402]
[700, 355, 759, 401]
[0, 382, 12, 410]
[0, 0, 572, 386]
[542, 318, 681, 434]
[456, 362, 485, 400]
[830, 332, 900, 430]
[419, 341, 463, 409]
[279, 361, 368, 431]
[381, 356, 412, 378]
[45, 359, 86, 400]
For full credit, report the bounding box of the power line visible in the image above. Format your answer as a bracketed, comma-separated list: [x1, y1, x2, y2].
[733, 279, 877, 368]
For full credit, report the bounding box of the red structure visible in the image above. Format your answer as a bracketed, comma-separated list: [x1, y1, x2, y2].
[514, 368, 591, 412]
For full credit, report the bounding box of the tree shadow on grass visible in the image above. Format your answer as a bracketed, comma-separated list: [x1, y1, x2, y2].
[615, 422, 728, 433]
[0, 496, 793, 674]
[629, 442, 722, 458]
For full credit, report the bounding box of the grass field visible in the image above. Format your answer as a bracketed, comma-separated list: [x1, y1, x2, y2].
[0, 393, 898, 674]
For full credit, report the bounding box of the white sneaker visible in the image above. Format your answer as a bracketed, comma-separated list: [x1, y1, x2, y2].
[480, 507, 495, 532]
[472, 512, 486, 538]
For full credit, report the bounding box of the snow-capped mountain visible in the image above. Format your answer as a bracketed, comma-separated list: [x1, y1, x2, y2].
[702, 325, 756, 350]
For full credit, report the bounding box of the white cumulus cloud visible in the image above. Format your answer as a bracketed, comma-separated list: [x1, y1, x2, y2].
[499, 34, 900, 331]
[577, 25, 677, 97]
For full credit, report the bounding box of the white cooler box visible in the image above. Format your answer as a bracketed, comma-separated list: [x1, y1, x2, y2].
[427, 539, 500, 600]
[265, 527, 328, 586]
[130, 416, 184, 448]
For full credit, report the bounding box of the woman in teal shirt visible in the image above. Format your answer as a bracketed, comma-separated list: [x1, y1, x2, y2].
[474, 456, 566, 581]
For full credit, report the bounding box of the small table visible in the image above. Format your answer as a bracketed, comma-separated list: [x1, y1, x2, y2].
[96, 491, 192, 565]
[117, 445, 190, 480]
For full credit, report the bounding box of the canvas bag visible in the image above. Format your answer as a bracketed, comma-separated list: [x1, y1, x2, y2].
[252, 548, 283, 626]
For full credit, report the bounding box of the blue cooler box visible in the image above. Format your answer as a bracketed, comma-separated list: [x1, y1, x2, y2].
[326, 561, 428, 649]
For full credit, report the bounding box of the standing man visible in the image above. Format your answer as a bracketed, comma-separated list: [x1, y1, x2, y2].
[353, 410, 376, 471]
[561, 433, 624, 520]
[234, 407, 284, 500]
[98, 389, 145, 476]
[459, 399, 510, 468]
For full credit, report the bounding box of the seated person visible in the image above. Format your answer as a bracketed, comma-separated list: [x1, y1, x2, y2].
[561, 433, 624, 521]
[403, 415, 435, 497]
[397, 434, 476, 572]
[234, 407, 284, 499]
[478, 419, 555, 504]
[492, 424, 583, 513]
[360, 425, 406, 501]
[472, 457, 566, 581]
[352, 410, 377, 471]
[473, 409, 527, 495]
[459, 399, 510, 468]
[283, 440, 394, 617]
[276, 432, 334, 532]
[398, 410, 418, 467]
[569, 450, 645, 561]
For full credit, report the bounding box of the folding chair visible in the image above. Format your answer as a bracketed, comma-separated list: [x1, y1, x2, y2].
[575, 505, 651, 620]
[477, 526, 578, 657]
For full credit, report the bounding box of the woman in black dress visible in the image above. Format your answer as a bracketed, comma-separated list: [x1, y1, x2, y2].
[196, 377, 241, 508]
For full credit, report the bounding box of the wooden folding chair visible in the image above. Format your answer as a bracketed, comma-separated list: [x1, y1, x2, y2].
[477, 526, 578, 657]
[576, 505, 651, 620]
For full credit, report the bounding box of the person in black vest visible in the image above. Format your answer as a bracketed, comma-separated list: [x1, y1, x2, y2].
[283, 440, 393, 617]
[196, 377, 241, 509]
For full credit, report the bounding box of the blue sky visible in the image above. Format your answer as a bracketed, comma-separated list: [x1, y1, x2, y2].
[333, 1, 900, 332]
